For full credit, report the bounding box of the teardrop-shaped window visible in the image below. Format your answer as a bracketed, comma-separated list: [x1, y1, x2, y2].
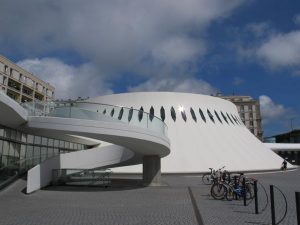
[221, 111, 229, 124]
[128, 107, 133, 122]
[149, 106, 154, 121]
[170, 106, 176, 121]
[231, 114, 238, 125]
[110, 108, 115, 117]
[118, 107, 124, 120]
[207, 109, 215, 123]
[181, 110, 187, 122]
[138, 106, 144, 121]
[214, 110, 222, 124]
[199, 108, 206, 122]
[234, 115, 241, 125]
[103, 109, 106, 115]
[226, 112, 234, 125]
[160, 106, 165, 121]
[190, 108, 197, 122]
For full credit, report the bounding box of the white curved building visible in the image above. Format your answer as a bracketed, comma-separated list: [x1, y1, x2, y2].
[0, 91, 293, 193]
[88, 92, 286, 173]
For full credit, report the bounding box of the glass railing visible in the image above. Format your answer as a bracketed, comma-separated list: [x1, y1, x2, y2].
[0, 154, 52, 189]
[21, 101, 168, 136]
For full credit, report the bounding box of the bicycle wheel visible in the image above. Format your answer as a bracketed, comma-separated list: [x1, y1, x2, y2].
[211, 183, 226, 200]
[202, 174, 212, 185]
[245, 183, 254, 200]
[225, 187, 235, 201]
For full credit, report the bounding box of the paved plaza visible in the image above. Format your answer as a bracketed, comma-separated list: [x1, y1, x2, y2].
[0, 169, 300, 225]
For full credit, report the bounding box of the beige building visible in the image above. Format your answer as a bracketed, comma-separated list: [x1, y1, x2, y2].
[220, 95, 263, 140]
[0, 55, 54, 103]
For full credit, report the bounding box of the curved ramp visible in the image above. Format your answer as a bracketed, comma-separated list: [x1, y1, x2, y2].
[20, 102, 170, 193]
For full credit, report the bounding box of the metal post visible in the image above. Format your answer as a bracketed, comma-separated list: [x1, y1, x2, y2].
[270, 185, 276, 225]
[243, 177, 246, 206]
[296, 192, 300, 225]
[254, 180, 258, 214]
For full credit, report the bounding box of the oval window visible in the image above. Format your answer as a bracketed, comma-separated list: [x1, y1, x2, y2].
[149, 106, 154, 121]
[118, 107, 124, 120]
[138, 107, 144, 121]
[110, 108, 115, 117]
[207, 109, 214, 123]
[199, 108, 206, 122]
[160, 106, 165, 121]
[128, 107, 133, 122]
[214, 110, 222, 124]
[171, 106, 176, 121]
[190, 107, 197, 122]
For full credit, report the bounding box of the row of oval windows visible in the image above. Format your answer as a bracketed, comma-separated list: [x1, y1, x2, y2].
[98, 106, 243, 126]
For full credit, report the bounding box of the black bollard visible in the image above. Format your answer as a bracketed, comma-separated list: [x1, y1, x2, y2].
[296, 192, 300, 225]
[270, 185, 276, 225]
[243, 177, 246, 206]
[254, 180, 258, 214]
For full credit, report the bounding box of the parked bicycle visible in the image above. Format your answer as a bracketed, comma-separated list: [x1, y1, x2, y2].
[210, 172, 256, 201]
[202, 166, 226, 185]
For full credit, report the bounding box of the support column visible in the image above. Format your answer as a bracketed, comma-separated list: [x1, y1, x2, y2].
[143, 155, 161, 186]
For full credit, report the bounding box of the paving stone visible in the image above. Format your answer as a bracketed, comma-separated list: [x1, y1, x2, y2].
[0, 170, 299, 225]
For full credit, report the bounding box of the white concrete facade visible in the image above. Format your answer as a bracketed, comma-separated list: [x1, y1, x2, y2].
[89, 92, 289, 173]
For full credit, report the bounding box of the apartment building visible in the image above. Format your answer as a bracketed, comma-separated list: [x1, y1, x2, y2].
[220, 95, 263, 140]
[0, 55, 54, 103]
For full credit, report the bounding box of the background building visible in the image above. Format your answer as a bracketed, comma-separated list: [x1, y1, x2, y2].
[264, 130, 300, 165]
[0, 55, 55, 103]
[220, 95, 263, 140]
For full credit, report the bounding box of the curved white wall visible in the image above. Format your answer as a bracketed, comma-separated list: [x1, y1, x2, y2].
[89, 92, 287, 173]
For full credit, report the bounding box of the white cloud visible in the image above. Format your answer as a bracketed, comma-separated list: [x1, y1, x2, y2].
[259, 95, 287, 124]
[0, 1, 246, 99]
[294, 14, 300, 25]
[246, 22, 272, 37]
[17, 58, 113, 99]
[0, 0, 244, 74]
[233, 77, 244, 86]
[128, 77, 218, 95]
[256, 31, 300, 68]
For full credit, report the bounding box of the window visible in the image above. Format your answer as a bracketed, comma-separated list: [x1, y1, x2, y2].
[0, 126, 4, 137]
[199, 108, 206, 122]
[160, 107, 165, 121]
[41, 137, 48, 146]
[118, 107, 124, 120]
[170, 107, 176, 121]
[234, 115, 241, 125]
[48, 139, 54, 147]
[34, 136, 41, 145]
[103, 109, 106, 114]
[231, 114, 239, 125]
[190, 108, 197, 122]
[214, 110, 222, 124]
[207, 109, 214, 123]
[110, 108, 115, 117]
[181, 110, 187, 122]
[149, 106, 154, 121]
[54, 140, 59, 147]
[250, 121, 254, 126]
[240, 105, 244, 112]
[226, 113, 234, 125]
[59, 140, 65, 148]
[138, 107, 144, 121]
[27, 135, 34, 144]
[128, 107, 133, 122]
[221, 111, 228, 124]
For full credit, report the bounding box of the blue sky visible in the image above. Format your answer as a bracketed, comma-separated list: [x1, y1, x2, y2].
[0, 0, 300, 136]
